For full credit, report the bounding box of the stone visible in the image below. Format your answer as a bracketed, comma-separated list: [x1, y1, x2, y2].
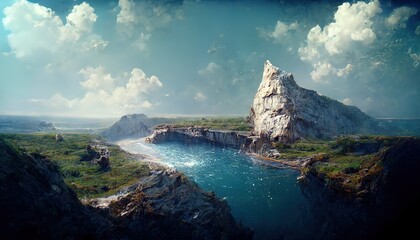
[55, 133, 64, 142]
[250, 60, 379, 142]
[101, 113, 153, 140]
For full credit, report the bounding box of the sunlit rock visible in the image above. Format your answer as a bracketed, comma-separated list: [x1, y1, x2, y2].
[250, 60, 379, 142]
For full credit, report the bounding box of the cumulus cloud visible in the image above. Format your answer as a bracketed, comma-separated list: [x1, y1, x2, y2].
[2, 0, 107, 58]
[117, 0, 136, 25]
[31, 67, 163, 116]
[337, 64, 354, 77]
[416, 25, 420, 35]
[261, 20, 298, 42]
[310, 62, 336, 83]
[385, 6, 417, 29]
[299, 0, 381, 59]
[79, 66, 115, 91]
[194, 92, 207, 102]
[299, 0, 382, 82]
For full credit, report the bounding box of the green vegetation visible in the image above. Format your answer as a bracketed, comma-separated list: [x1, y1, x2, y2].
[273, 139, 336, 159]
[171, 117, 252, 131]
[0, 133, 150, 198]
[274, 136, 402, 193]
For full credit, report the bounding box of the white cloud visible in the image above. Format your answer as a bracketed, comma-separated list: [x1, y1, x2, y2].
[342, 98, 353, 105]
[299, 0, 382, 82]
[194, 92, 207, 102]
[300, 0, 381, 58]
[117, 0, 136, 25]
[2, 0, 107, 58]
[259, 20, 298, 43]
[116, 0, 181, 50]
[79, 66, 115, 91]
[198, 62, 223, 77]
[271, 21, 298, 41]
[337, 64, 354, 77]
[310, 62, 336, 83]
[141, 100, 152, 108]
[385, 6, 417, 29]
[31, 66, 163, 116]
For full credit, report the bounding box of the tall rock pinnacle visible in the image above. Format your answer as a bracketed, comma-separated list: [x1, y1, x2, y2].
[250, 60, 377, 142]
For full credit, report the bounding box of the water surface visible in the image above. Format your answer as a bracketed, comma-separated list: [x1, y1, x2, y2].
[125, 140, 310, 239]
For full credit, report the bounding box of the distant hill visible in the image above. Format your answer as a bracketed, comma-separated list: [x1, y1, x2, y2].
[0, 115, 55, 133]
[101, 114, 155, 140]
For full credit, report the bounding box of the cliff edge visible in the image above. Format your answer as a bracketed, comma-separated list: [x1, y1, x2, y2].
[250, 61, 379, 142]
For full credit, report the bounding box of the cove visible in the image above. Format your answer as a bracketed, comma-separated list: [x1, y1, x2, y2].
[123, 140, 311, 240]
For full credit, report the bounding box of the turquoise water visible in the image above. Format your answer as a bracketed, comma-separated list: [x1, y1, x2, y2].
[127, 141, 310, 239]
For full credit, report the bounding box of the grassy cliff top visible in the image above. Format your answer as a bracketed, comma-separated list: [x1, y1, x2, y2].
[166, 117, 252, 132]
[0, 133, 150, 198]
[274, 136, 419, 196]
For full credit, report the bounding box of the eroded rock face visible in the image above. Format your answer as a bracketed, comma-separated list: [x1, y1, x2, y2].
[250, 61, 378, 142]
[102, 114, 153, 140]
[105, 170, 253, 240]
[146, 125, 249, 149]
[0, 138, 108, 239]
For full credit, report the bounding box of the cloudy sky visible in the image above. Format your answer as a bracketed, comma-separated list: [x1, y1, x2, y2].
[0, 0, 419, 118]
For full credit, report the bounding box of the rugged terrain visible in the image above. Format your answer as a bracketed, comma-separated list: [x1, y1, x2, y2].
[102, 114, 154, 140]
[299, 136, 420, 239]
[250, 61, 380, 142]
[0, 135, 252, 239]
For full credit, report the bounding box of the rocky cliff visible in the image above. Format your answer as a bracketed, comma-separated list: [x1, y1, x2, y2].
[146, 125, 249, 149]
[250, 61, 379, 142]
[299, 137, 420, 239]
[0, 137, 252, 239]
[102, 114, 153, 140]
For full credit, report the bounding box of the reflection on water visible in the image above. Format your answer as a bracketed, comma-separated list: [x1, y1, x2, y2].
[125, 140, 311, 240]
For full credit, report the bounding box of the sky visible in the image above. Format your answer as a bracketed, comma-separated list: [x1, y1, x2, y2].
[0, 0, 419, 118]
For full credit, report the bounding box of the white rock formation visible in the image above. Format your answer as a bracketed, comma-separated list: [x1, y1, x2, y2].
[250, 61, 377, 142]
[102, 114, 153, 140]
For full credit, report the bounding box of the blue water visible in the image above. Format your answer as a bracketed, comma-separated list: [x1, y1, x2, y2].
[126, 141, 310, 239]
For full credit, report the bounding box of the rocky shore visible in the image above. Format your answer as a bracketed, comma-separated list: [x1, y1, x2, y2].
[0, 137, 252, 239]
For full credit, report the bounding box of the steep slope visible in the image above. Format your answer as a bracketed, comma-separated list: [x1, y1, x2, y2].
[250, 61, 378, 142]
[0, 138, 108, 239]
[0, 137, 252, 239]
[102, 113, 153, 140]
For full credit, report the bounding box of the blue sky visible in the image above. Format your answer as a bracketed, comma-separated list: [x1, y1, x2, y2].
[0, 0, 419, 118]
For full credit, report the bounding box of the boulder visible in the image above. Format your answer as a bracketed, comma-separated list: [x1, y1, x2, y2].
[55, 133, 64, 142]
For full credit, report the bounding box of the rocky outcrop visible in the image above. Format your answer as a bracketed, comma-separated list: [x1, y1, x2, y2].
[98, 170, 252, 240]
[102, 114, 154, 140]
[299, 137, 420, 239]
[0, 137, 251, 239]
[146, 125, 249, 149]
[250, 60, 379, 143]
[0, 138, 108, 239]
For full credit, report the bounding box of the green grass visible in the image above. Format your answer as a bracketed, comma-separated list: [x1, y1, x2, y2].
[171, 117, 252, 131]
[0, 133, 150, 198]
[271, 136, 396, 192]
[273, 139, 337, 159]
